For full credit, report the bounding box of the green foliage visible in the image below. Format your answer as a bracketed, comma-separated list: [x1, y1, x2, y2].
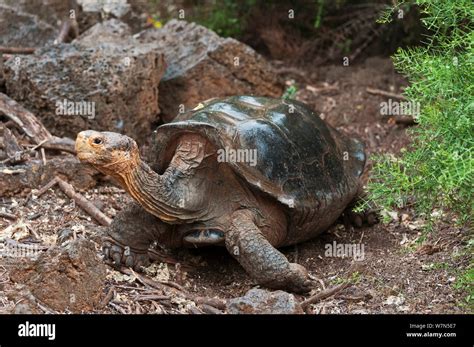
[282, 84, 297, 99]
[193, 0, 256, 38]
[365, 0, 474, 225]
[313, 0, 325, 29]
[454, 263, 473, 309]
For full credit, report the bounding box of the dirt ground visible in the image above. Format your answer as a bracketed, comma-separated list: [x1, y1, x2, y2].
[0, 56, 471, 314]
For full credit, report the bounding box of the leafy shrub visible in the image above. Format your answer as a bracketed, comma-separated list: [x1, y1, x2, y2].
[365, 0, 473, 226]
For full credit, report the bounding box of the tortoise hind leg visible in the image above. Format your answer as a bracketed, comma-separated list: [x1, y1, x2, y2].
[225, 209, 313, 294]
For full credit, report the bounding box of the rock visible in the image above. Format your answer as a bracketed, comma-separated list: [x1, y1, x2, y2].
[5, 284, 41, 314]
[136, 20, 284, 122]
[0, 3, 58, 48]
[384, 294, 405, 306]
[0, 0, 105, 39]
[226, 288, 303, 314]
[9, 238, 106, 312]
[73, 18, 131, 45]
[0, 156, 99, 196]
[3, 19, 165, 143]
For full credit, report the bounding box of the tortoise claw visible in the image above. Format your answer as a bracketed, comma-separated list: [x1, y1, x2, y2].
[286, 263, 313, 294]
[102, 237, 150, 271]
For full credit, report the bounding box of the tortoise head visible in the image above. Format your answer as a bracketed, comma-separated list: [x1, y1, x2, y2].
[75, 130, 140, 177]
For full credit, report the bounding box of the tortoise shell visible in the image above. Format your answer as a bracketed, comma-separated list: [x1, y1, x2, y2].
[151, 96, 365, 213]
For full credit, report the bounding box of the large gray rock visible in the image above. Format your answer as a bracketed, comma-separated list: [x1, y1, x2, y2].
[3, 19, 165, 143]
[136, 20, 284, 122]
[227, 288, 303, 314]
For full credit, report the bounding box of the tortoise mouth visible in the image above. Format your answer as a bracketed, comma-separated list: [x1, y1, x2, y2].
[76, 151, 94, 162]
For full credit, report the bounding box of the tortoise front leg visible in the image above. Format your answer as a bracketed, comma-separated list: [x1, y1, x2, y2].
[103, 202, 170, 270]
[225, 210, 313, 293]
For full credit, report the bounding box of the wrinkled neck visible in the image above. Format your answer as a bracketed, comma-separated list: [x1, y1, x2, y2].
[119, 160, 177, 222]
[121, 159, 200, 223]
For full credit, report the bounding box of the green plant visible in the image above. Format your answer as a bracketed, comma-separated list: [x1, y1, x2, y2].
[313, 0, 325, 29]
[362, 0, 474, 226]
[282, 84, 298, 99]
[454, 264, 473, 309]
[193, 0, 256, 38]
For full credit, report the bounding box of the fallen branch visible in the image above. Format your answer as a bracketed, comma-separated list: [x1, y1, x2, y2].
[2, 127, 26, 163]
[301, 283, 351, 310]
[0, 93, 76, 153]
[55, 20, 72, 44]
[100, 286, 115, 308]
[366, 87, 407, 100]
[199, 304, 223, 314]
[35, 177, 111, 226]
[109, 301, 127, 314]
[0, 46, 35, 54]
[134, 294, 170, 302]
[0, 93, 52, 144]
[41, 137, 76, 154]
[124, 267, 183, 292]
[35, 177, 60, 198]
[192, 296, 226, 311]
[120, 267, 226, 311]
[56, 177, 111, 226]
[0, 211, 16, 220]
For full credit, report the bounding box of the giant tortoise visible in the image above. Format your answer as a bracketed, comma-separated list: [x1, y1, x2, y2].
[75, 96, 370, 293]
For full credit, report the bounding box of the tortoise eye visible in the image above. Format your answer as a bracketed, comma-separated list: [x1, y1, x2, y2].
[92, 137, 103, 145]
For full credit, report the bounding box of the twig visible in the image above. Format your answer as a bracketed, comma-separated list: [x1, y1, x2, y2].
[2, 127, 28, 164]
[123, 267, 176, 292]
[192, 296, 226, 311]
[109, 301, 127, 314]
[100, 286, 115, 308]
[119, 267, 226, 310]
[366, 87, 407, 100]
[199, 304, 223, 314]
[41, 137, 76, 154]
[55, 20, 72, 44]
[134, 295, 170, 302]
[23, 137, 75, 154]
[30, 139, 48, 152]
[188, 306, 203, 314]
[40, 148, 46, 166]
[55, 177, 111, 226]
[0, 46, 35, 54]
[36, 301, 57, 314]
[301, 283, 351, 310]
[35, 177, 59, 197]
[0, 211, 16, 220]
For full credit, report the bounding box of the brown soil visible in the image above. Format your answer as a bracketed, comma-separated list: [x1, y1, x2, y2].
[0, 56, 471, 314]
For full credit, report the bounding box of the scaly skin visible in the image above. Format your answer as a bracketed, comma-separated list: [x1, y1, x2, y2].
[75, 129, 373, 293]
